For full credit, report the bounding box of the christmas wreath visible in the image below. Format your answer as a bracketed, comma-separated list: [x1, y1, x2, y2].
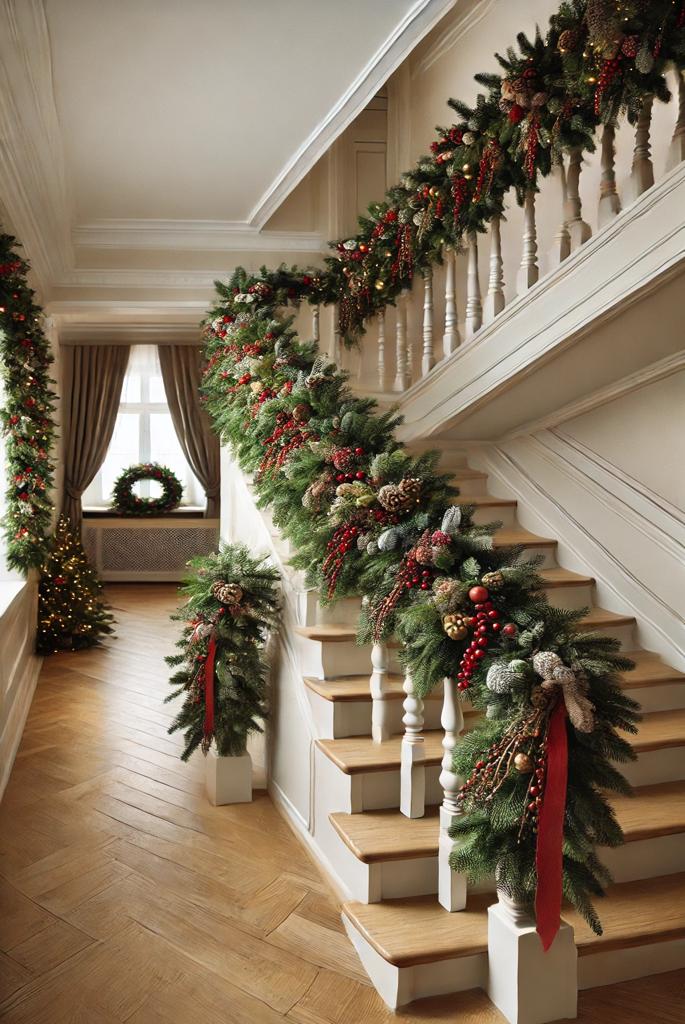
[111, 462, 183, 516]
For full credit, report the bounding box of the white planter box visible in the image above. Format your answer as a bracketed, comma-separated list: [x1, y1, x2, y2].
[205, 749, 252, 805]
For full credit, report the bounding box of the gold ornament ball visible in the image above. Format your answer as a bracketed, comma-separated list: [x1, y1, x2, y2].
[514, 752, 533, 773]
[375, 279, 385, 291]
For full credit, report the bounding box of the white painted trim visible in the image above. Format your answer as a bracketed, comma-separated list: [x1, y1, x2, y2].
[247, 0, 457, 228]
[72, 220, 325, 254]
[58, 323, 202, 345]
[411, 0, 495, 77]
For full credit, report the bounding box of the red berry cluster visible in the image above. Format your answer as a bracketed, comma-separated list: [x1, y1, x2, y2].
[594, 57, 622, 116]
[322, 523, 362, 600]
[258, 417, 317, 478]
[456, 585, 517, 692]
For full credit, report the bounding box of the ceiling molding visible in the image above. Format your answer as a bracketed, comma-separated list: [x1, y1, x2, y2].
[247, 0, 457, 229]
[58, 322, 202, 345]
[412, 0, 495, 77]
[72, 220, 326, 253]
[56, 268, 234, 290]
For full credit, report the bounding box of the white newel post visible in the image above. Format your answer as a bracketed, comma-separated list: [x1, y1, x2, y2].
[400, 666, 425, 818]
[483, 215, 505, 324]
[421, 269, 435, 376]
[377, 311, 386, 391]
[564, 147, 592, 250]
[332, 306, 342, 365]
[516, 190, 539, 294]
[487, 885, 577, 1024]
[549, 160, 571, 268]
[464, 231, 482, 339]
[629, 94, 655, 200]
[312, 304, 320, 344]
[598, 122, 622, 227]
[393, 289, 410, 392]
[442, 247, 460, 356]
[667, 68, 685, 171]
[205, 748, 252, 805]
[438, 676, 466, 911]
[370, 641, 391, 743]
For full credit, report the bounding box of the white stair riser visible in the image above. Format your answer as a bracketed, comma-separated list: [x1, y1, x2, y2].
[602, 832, 685, 883]
[578, 937, 685, 991]
[580, 622, 635, 647]
[623, 683, 685, 713]
[509, 544, 558, 568]
[297, 637, 371, 679]
[623, 746, 685, 786]
[297, 590, 363, 627]
[543, 584, 594, 611]
[307, 691, 443, 739]
[342, 913, 488, 1009]
[452, 475, 490, 497]
[470, 504, 518, 528]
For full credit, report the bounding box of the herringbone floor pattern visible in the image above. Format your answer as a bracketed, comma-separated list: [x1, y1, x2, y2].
[0, 584, 683, 1022]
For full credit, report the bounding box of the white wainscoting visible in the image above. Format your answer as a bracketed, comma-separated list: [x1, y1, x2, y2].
[82, 517, 220, 581]
[0, 578, 41, 798]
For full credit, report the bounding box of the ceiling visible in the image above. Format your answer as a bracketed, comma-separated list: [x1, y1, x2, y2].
[0, 0, 455, 309]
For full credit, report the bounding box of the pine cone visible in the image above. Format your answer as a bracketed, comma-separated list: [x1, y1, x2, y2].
[292, 403, 312, 424]
[414, 544, 434, 566]
[377, 484, 403, 511]
[557, 28, 580, 53]
[443, 613, 472, 641]
[635, 41, 654, 74]
[481, 570, 504, 590]
[331, 447, 354, 472]
[212, 581, 244, 605]
[397, 477, 422, 504]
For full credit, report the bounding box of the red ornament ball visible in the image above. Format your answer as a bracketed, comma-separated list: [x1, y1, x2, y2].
[502, 623, 518, 637]
[468, 585, 489, 604]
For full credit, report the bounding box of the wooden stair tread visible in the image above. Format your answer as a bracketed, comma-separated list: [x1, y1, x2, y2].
[344, 873, 685, 968]
[613, 781, 685, 841]
[576, 607, 635, 629]
[570, 872, 685, 956]
[295, 624, 357, 642]
[330, 807, 440, 863]
[330, 782, 685, 864]
[538, 567, 594, 588]
[619, 650, 685, 688]
[317, 731, 445, 774]
[342, 892, 491, 967]
[304, 675, 441, 702]
[630, 708, 685, 752]
[492, 528, 557, 548]
[450, 494, 517, 509]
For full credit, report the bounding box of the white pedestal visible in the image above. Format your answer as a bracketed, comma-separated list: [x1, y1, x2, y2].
[205, 749, 252, 806]
[487, 900, 577, 1024]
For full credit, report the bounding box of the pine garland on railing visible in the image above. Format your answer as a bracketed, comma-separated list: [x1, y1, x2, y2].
[200, 269, 639, 942]
[166, 544, 280, 761]
[0, 234, 57, 572]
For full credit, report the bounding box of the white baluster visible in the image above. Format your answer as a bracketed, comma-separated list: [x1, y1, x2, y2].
[598, 123, 622, 227]
[666, 68, 685, 171]
[370, 642, 390, 743]
[312, 304, 320, 344]
[483, 216, 505, 324]
[564, 147, 592, 250]
[332, 307, 342, 366]
[438, 676, 466, 911]
[464, 231, 482, 339]
[549, 159, 571, 268]
[421, 269, 435, 376]
[442, 247, 460, 356]
[393, 290, 410, 392]
[629, 94, 655, 201]
[400, 666, 425, 818]
[516, 189, 539, 294]
[376, 311, 386, 391]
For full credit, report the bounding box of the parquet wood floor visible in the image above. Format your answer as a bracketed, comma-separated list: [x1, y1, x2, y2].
[0, 583, 683, 1022]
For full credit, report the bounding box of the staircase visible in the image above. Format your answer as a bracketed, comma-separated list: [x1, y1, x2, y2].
[291, 451, 685, 1012]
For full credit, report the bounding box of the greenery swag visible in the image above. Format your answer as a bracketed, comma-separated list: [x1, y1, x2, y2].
[166, 544, 280, 760]
[0, 234, 57, 571]
[111, 462, 183, 516]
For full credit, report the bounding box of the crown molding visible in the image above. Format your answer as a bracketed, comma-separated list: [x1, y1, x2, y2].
[56, 268, 229, 290]
[58, 322, 202, 345]
[247, 0, 457, 229]
[72, 220, 326, 253]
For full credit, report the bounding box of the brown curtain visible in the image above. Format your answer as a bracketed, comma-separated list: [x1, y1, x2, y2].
[158, 345, 220, 517]
[61, 345, 131, 532]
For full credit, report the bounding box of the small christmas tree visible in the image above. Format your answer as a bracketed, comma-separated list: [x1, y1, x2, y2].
[36, 515, 114, 655]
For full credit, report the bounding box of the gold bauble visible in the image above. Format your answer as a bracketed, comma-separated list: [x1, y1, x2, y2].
[513, 752, 533, 773]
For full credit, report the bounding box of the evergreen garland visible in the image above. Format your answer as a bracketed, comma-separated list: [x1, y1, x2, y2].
[166, 544, 279, 760]
[199, 269, 640, 936]
[0, 234, 57, 571]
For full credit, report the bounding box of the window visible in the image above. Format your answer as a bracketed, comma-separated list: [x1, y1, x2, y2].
[82, 345, 204, 509]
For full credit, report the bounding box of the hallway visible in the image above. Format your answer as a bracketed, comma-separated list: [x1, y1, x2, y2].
[0, 585, 683, 1023]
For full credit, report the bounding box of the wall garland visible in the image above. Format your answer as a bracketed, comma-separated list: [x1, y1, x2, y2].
[0, 234, 57, 572]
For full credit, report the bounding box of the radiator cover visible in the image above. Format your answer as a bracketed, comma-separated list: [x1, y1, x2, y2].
[82, 518, 220, 581]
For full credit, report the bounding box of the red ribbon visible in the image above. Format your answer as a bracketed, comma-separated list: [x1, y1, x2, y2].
[535, 696, 568, 951]
[203, 632, 217, 743]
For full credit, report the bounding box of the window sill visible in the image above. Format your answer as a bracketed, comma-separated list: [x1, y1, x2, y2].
[83, 506, 208, 520]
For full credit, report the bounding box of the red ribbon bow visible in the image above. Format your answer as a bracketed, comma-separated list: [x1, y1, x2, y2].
[535, 696, 568, 951]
